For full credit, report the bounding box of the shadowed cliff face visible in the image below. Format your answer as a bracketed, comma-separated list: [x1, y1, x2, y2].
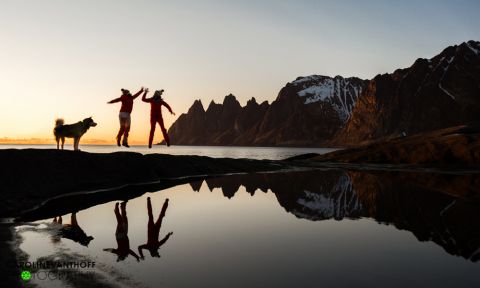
[335, 40, 480, 145]
[193, 170, 480, 262]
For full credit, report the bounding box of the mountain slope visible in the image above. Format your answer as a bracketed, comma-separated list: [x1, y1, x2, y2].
[333, 40, 480, 145]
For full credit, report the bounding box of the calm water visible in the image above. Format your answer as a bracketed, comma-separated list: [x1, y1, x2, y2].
[0, 144, 336, 160]
[13, 169, 480, 288]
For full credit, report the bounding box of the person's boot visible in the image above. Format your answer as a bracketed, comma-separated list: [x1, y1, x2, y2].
[122, 137, 130, 148]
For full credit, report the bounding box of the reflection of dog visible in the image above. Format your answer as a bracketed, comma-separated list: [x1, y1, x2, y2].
[53, 117, 97, 150]
[52, 213, 94, 247]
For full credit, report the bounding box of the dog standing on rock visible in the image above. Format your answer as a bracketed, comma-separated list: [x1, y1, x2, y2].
[54, 117, 97, 150]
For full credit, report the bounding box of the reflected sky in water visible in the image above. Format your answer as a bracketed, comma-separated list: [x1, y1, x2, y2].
[16, 169, 480, 288]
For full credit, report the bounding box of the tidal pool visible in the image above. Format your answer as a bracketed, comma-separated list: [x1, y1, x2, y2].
[14, 169, 480, 288]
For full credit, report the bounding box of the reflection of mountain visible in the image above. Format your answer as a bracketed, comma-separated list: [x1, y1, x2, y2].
[197, 170, 480, 262]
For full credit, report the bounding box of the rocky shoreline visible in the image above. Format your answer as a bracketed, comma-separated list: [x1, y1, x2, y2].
[302, 124, 480, 167]
[0, 149, 288, 218]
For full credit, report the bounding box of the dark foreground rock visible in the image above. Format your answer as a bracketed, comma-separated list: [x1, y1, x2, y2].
[306, 125, 480, 167]
[0, 149, 285, 218]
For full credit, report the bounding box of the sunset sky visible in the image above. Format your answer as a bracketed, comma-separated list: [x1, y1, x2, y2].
[1, 0, 479, 144]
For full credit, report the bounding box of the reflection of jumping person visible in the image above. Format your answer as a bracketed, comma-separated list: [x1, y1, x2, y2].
[142, 89, 175, 148]
[138, 197, 173, 259]
[107, 87, 145, 147]
[103, 202, 140, 262]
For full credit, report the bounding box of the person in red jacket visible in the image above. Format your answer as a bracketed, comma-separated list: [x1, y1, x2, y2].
[107, 87, 144, 147]
[142, 89, 175, 148]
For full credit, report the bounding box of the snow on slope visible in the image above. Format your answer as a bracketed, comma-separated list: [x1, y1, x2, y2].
[292, 75, 364, 121]
[294, 174, 362, 220]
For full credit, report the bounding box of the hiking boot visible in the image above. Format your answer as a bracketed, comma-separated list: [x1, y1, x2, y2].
[122, 142, 130, 148]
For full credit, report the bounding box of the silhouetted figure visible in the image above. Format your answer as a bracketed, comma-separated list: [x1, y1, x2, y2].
[142, 89, 175, 148]
[138, 197, 173, 259]
[108, 87, 145, 147]
[52, 213, 94, 246]
[104, 201, 140, 262]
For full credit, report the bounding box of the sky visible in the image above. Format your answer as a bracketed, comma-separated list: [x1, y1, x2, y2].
[1, 0, 479, 144]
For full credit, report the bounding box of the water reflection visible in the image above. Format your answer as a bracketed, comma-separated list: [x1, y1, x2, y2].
[14, 169, 480, 287]
[51, 213, 94, 247]
[138, 197, 173, 259]
[195, 170, 480, 262]
[103, 201, 140, 262]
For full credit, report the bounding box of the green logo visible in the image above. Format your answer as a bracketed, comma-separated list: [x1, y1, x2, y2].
[21, 270, 31, 281]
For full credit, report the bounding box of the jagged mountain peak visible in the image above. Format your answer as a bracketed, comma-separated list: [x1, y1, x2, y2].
[222, 93, 241, 108]
[246, 97, 258, 106]
[188, 99, 205, 114]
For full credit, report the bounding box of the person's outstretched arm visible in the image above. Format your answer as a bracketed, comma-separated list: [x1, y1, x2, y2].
[107, 97, 121, 104]
[103, 248, 118, 254]
[158, 232, 173, 247]
[142, 88, 151, 103]
[132, 87, 144, 99]
[130, 249, 141, 261]
[161, 100, 175, 115]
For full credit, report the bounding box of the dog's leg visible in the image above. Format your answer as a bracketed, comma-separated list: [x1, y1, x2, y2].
[77, 137, 82, 151]
[61, 137, 65, 150]
[56, 137, 59, 150]
[73, 137, 79, 151]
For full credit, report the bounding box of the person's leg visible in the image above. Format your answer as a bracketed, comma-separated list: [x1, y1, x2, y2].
[120, 201, 128, 233]
[116, 125, 125, 146]
[155, 198, 169, 231]
[148, 118, 156, 149]
[147, 197, 153, 225]
[114, 203, 122, 224]
[114, 203, 123, 236]
[117, 114, 127, 146]
[122, 115, 131, 147]
[159, 117, 170, 146]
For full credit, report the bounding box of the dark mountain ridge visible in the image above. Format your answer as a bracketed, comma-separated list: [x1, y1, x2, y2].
[165, 40, 480, 147]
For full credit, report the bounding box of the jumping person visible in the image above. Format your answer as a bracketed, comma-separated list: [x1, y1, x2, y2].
[107, 87, 144, 147]
[142, 89, 175, 148]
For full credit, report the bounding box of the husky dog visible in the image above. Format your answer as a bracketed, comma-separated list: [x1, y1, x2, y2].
[54, 117, 97, 150]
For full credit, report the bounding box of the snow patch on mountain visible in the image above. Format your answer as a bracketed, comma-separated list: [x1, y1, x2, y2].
[466, 41, 480, 56]
[292, 75, 364, 121]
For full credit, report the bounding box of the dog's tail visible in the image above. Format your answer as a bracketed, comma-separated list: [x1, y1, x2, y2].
[55, 118, 65, 127]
